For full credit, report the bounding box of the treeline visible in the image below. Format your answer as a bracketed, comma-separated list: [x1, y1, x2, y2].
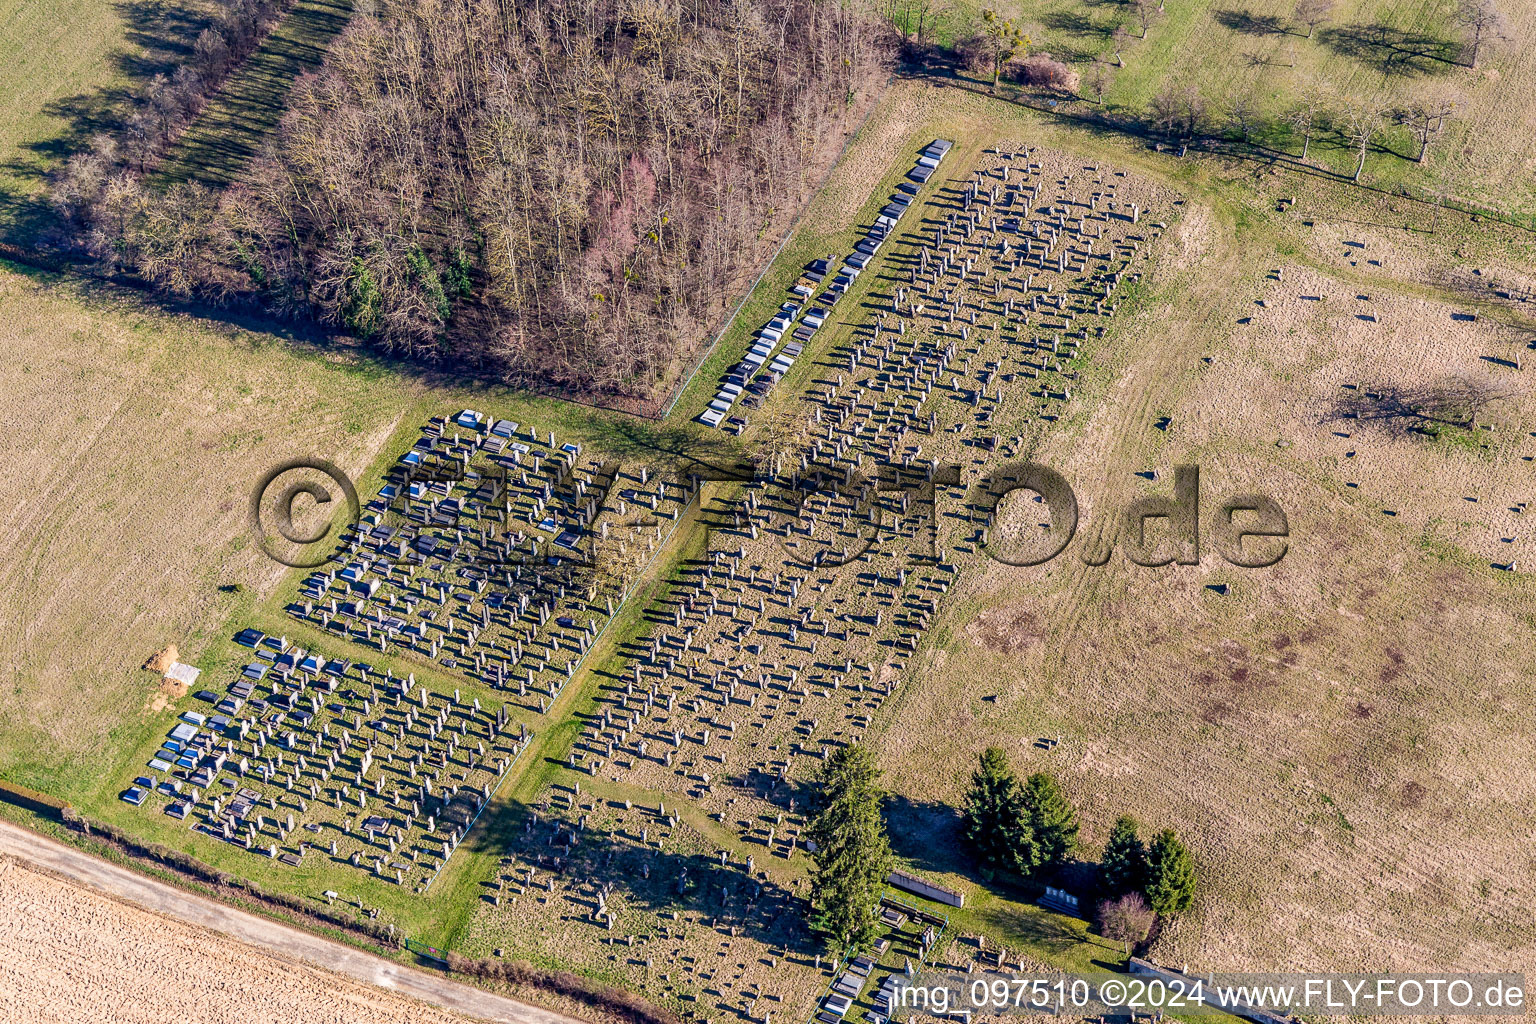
[53, 0, 294, 186]
[53, 0, 893, 399]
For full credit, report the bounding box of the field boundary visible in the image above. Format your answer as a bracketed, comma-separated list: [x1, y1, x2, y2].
[0, 817, 584, 1024]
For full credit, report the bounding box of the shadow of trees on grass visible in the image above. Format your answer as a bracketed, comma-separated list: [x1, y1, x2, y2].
[1, 0, 211, 246]
[1319, 21, 1465, 76]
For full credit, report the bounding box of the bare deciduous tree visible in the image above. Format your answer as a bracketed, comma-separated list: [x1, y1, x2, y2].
[1394, 88, 1460, 163]
[1281, 86, 1330, 163]
[1453, 0, 1509, 68]
[1149, 84, 1182, 137]
[905, 0, 952, 45]
[1342, 104, 1386, 182]
[1292, 0, 1334, 38]
[1223, 87, 1262, 143]
[1110, 24, 1130, 66]
[1098, 893, 1155, 955]
[1179, 86, 1208, 141]
[1088, 61, 1112, 105]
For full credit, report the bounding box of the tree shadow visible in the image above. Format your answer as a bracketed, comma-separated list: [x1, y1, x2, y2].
[0, 0, 213, 247]
[153, 0, 353, 188]
[459, 790, 824, 972]
[581, 420, 756, 482]
[882, 792, 966, 877]
[1040, 9, 1110, 38]
[1319, 21, 1463, 76]
[1212, 8, 1292, 37]
[975, 900, 1087, 956]
[1324, 377, 1511, 436]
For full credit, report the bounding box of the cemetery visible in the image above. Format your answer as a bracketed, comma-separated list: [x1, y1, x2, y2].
[444, 138, 1178, 1013]
[125, 627, 534, 891]
[285, 410, 693, 699]
[8, 4, 1536, 1015]
[100, 129, 1219, 1024]
[118, 410, 700, 890]
[91, 107, 1535, 1024]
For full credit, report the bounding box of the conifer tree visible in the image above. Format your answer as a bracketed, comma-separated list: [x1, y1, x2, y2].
[807, 745, 894, 952]
[962, 747, 1037, 874]
[1022, 772, 1079, 870]
[1099, 815, 1148, 897]
[1144, 829, 1197, 914]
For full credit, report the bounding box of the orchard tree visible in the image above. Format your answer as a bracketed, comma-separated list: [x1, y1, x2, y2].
[1110, 24, 1130, 66]
[1099, 815, 1148, 896]
[806, 745, 894, 953]
[963, 748, 1037, 875]
[1282, 86, 1330, 162]
[1342, 103, 1385, 182]
[1395, 89, 1459, 163]
[1022, 772, 1079, 870]
[1453, 0, 1508, 68]
[1088, 61, 1112, 104]
[1292, 0, 1334, 38]
[1222, 87, 1263, 143]
[1144, 829, 1197, 914]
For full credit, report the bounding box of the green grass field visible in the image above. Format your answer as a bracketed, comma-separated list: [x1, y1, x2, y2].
[904, 0, 1536, 216]
[0, 0, 210, 242]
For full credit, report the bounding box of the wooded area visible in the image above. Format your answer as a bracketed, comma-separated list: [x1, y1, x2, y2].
[54, 0, 893, 398]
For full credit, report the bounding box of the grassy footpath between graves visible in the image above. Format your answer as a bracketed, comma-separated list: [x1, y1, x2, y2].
[664, 82, 973, 428]
[427, 495, 719, 951]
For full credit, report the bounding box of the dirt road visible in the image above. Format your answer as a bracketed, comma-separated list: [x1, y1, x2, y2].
[0, 819, 585, 1024]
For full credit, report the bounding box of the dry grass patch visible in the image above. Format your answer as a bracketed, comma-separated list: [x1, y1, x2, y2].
[0, 268, 417, 800]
